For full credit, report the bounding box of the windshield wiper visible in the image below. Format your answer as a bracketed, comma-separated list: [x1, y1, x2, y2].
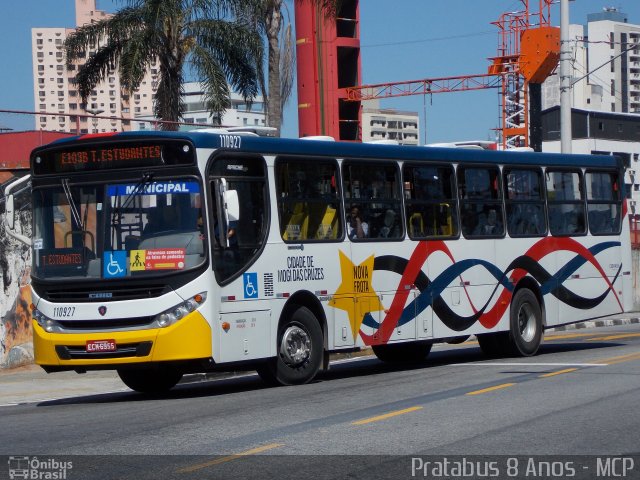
[61, 178, 95, 254]
[61, 178, 82, 229]
[111, 172, 154, 219]
[110, 172, 154, 247]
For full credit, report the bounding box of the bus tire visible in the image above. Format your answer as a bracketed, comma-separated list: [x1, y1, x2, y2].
[477, 332, 510, 358]
[117, 365, 183, 394]
[372, 341, 432, 363]
[257, 305, 323, 386]
[508, 288, 543, 356]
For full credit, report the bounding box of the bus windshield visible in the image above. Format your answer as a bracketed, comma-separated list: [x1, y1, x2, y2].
[33, 177, 205, 280]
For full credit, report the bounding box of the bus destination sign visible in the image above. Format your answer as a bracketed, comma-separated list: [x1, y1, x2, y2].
[32, 139, 196, 175]
[48, 145, 163, 173]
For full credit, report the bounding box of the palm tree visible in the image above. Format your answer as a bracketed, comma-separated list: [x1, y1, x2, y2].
[233, 0, 342, 136]
[65, 0, 264, 130]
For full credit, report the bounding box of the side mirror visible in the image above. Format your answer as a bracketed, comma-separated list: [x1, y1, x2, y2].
[5, 194, 15, 230]
[3, 174, 31, 245]
[223, 190, 240, 222]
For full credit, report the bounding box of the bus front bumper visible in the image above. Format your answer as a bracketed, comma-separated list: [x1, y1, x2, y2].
[33, 310, 212, 369]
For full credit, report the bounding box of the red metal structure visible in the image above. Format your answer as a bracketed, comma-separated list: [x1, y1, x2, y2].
[295, 0, 362, 140]
[0, 131, 74, 169]
[307, 0, 558, 149]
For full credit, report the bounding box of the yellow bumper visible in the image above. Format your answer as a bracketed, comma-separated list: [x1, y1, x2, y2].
[34, 310, 212, 367]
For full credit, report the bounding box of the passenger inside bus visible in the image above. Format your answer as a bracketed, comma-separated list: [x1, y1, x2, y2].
[409, 212, 425, 238]
[474, 208, 503, 235]
[347, 204, 369, 239]
[378, 209, 400, 238]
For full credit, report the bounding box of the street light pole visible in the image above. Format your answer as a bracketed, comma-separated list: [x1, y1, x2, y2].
[85, 108, 104, 133]
[560, 0, 572, 153]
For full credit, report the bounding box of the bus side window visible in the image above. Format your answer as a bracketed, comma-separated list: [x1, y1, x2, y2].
[504, 168, 546, 237]
[586, 171, 621, 235]
[343, 160, 403, 241]
[403, 164, 458, 240]
[458, 166, 503, 238]
[546, 170, 586, 236]
[276, 157, 342, 242]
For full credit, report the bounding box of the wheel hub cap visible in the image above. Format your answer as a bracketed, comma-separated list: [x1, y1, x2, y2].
[280, 326, 311, 366]
[518, 303, 536, 342]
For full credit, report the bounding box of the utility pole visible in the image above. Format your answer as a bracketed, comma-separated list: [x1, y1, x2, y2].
[560, 0, 572, 153]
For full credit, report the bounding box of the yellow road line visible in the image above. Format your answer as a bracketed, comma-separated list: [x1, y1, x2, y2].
[466, 383, 516, 396]
[587, 333, 640, 342]
[539, 368, 578, 378]
[544, 332, 601, 341]
[352, 406, 422, 425]
[177, 443, 284, 473]
[596, 351, 640, 366]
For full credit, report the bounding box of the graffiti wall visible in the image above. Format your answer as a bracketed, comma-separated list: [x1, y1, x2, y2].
[1, 170, 33, 369]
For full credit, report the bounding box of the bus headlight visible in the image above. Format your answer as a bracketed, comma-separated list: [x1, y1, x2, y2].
[154, 292, 207, 328]
[32, 309, 62, 333]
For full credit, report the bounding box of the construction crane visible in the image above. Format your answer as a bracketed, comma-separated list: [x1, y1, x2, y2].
[343, 0, 559, 150]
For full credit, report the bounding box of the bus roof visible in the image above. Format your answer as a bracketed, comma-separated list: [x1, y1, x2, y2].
[45, 130, 622, 169]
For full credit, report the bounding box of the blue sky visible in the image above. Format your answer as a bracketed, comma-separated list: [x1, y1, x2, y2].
[1, 0, 640, 142]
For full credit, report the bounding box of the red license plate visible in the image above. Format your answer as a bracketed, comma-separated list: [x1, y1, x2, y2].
[86, 339, 116, 353]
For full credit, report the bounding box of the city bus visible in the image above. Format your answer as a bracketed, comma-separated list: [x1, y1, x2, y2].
[8, 130, 632, 392]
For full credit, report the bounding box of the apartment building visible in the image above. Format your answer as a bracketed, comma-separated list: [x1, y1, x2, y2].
[32, 0, 155, 133]
[361, 100, 419, 145]
[541, 9, 640, 208]
[543, 8, 640, 114]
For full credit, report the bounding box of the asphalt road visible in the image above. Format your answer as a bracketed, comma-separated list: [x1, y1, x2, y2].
[1, 323, 639, 479]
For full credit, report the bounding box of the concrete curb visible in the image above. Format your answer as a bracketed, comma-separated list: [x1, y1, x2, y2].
[547, 316, 640, 332]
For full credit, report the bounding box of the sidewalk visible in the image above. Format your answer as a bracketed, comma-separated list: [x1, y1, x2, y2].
[1, 312, 638, 406]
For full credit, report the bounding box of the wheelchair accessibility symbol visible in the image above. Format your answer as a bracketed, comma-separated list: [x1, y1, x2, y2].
[103, 251, 127, 278]
[243, 272, 258, 299]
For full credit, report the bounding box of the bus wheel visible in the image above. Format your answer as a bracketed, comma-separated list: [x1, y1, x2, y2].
[508, 288, 543, 356]
[117, 365, 183, 394]
[257, 305, 323, 386]
[372, 341, 432, 363]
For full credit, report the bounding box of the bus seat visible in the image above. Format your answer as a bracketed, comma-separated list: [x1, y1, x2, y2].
[283, 203, 309, 240]
[437, 203, 453, 236]
[316, 205, 338, 239]
[409, 213, 424, 237]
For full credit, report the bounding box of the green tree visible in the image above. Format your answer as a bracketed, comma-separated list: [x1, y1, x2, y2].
[234, 0, 342, 136]
[65, 0, 263, 130]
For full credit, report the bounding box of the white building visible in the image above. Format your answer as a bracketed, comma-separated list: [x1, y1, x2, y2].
[543, 8, 640, 114]
[132, 82, 267, 131]
[541, 9, 640, 208]
[32, 0, 156, 133]
[361, 100, 419, 145]
[542, 107, 640, 208]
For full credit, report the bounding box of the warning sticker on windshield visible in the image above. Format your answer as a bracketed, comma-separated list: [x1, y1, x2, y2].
[130, 248, 186, 271]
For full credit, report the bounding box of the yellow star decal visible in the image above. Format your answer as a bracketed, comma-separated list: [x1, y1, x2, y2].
[329, 250, 384, 340]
